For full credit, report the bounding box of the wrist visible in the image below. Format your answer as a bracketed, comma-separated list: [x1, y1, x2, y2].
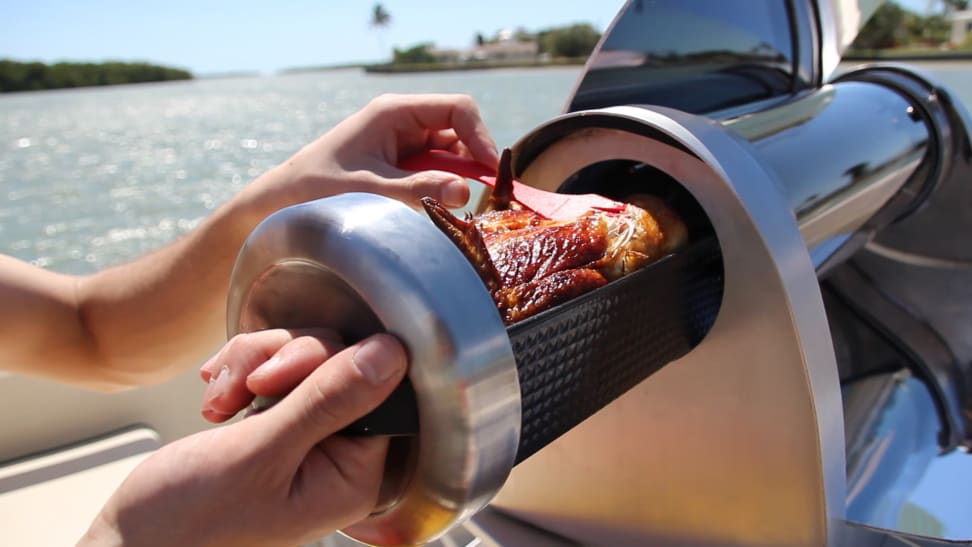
[235, 159, 320, 222]
[213, 143, 344, 248]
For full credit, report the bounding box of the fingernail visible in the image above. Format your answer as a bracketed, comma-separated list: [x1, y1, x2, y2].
[442, 178, 468, 206]
[201, 407, 234, 423]
[352, 338, 404, 384]
[205, 366, 231, 403]
[199, 350, 222, 382]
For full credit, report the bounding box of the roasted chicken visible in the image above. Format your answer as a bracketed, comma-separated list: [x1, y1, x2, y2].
[422, 149, 687, 324]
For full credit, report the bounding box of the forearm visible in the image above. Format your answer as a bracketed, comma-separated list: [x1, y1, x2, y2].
[77, 216, 235, 386]
[5, 151, 374, 389]
[73, 168, 290, 389]
[0, 166, 291, 390]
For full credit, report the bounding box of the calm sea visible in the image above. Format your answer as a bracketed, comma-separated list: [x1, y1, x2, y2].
[2, 63, 971, 274]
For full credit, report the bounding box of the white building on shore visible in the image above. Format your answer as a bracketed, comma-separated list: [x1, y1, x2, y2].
[949, 10, 972, 46]
[429, 29, 540, 65]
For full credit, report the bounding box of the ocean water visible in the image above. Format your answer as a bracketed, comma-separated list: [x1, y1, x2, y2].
[0, 67, 581, 273]
[4, 63, 972, 274]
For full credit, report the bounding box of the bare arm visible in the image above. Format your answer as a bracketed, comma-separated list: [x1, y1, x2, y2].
[0, 216, 238, 390]
[0, 94, 498, 391]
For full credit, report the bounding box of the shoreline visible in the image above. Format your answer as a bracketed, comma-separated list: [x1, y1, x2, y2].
[843, 51, 972, 62]
[363, 58, 587, 74]
[5, 54, 971, 94]
[361, 53, 972, 75]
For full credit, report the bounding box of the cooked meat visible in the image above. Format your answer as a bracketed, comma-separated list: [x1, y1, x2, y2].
[423, 150, 687, 324]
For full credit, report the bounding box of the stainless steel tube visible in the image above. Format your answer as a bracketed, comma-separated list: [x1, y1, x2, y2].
[721, 81, 930, 251]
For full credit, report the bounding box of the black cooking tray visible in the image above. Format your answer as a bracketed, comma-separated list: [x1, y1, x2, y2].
[508, 237, 722, 462]
[344, 237, 724, 463]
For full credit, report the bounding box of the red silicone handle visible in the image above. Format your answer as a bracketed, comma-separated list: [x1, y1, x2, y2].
[399, 150, 626, 221]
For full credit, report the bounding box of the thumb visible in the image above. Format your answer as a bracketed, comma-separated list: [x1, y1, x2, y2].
[258, 333, 408, 464]
[368, 168, 471, 209]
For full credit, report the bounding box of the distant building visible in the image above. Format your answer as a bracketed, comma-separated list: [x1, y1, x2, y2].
[429, 47, 464, 64]
[422, 29, 541, 66]
[465, 40, 539, 62]
[421, 40, 539, 66]
[948, 10, 972, 46]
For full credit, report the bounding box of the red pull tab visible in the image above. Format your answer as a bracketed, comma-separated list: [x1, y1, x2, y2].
[399, 150, 626, 221]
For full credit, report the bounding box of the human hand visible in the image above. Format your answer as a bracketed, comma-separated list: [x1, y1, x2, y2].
[79, 334, 407, 547]
[197, 328, 347, 423]
[239, 93, 499, 222]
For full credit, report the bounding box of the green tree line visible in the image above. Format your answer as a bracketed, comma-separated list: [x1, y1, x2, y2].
[393, 43, 437, 64]
[849, 1, 971, 52]
[0, 60, 193, 93]
[392, 22, 600, 65]
[535, 23, 601, 58]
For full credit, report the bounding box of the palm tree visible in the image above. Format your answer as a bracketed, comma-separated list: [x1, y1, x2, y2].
[369, 3, 392, 60]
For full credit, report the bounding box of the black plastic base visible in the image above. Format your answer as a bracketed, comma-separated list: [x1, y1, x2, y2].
[509, 238, 723, 463]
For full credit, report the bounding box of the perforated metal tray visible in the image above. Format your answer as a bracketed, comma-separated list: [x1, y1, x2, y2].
[346, 237, 724, 463]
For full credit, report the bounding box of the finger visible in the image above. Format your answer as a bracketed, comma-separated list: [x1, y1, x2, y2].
[200, 329, 341, 422]
[204, 335, 344, 421]
[199, 330, 300, 382]
[256, 333, 407, 465]
[199, 331, 294, 422]
[427, 94, 496, 161]
[198, 346, 226, 383]
[448, 140, 473, 160]
[426, 128, 460, 151]
[360, 168, 471, 208]
[377, 93, 499, 168]
[427, 129, 474, 160]
[246, 335, 346, 396]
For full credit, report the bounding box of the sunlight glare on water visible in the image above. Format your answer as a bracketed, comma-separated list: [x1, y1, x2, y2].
[0, 67, 579, 273]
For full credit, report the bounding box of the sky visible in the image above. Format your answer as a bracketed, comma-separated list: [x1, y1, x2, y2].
[0, 1, 945, 75]
[1, 0, 623, 75]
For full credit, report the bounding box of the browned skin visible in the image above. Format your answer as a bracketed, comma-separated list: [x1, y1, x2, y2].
[422, 197, 503, 295]
[422, 149, 688, 324]
[482, 213, 608, 287]
[486, 148, 516, 211]
[423, 197, 609, 324]
[495, 269, 607, 324]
